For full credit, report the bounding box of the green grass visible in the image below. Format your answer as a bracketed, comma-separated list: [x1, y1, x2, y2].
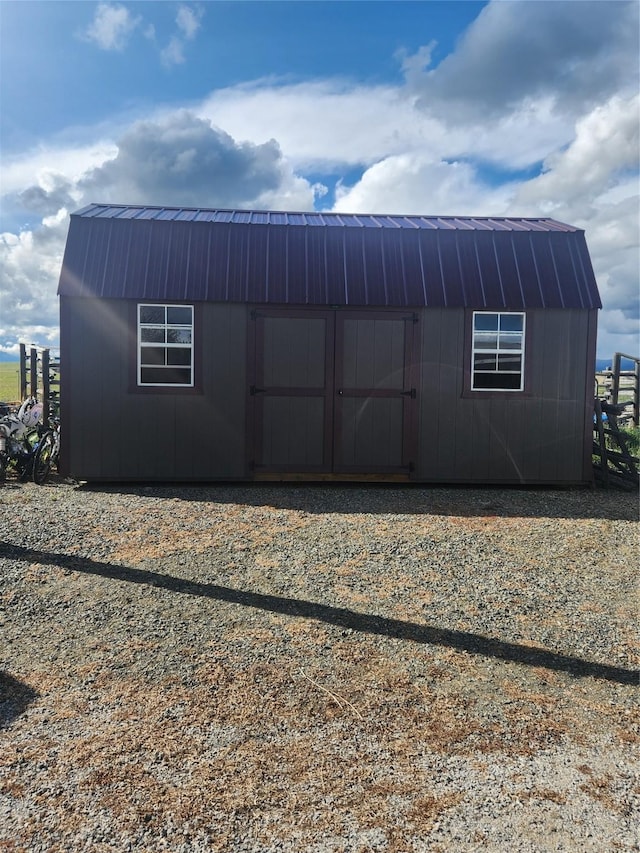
[0, 362, 21, 403]
[620, 426, 640, 456]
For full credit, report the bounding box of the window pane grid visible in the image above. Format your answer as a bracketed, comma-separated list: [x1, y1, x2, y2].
[138, 304, 194, 387]
[472, 311, 525, 392]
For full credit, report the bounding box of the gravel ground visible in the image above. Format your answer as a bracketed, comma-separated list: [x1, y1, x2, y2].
[0, 478, 638, 852]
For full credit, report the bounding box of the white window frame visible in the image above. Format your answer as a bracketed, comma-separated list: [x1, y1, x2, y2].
[471, 311, 525, 392]
[137, 303, 194, 387]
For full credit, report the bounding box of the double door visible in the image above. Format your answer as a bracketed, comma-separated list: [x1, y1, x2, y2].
[249, 308, 418, 476]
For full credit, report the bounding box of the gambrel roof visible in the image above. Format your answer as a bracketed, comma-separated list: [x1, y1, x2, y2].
[58, 203, 601, 309]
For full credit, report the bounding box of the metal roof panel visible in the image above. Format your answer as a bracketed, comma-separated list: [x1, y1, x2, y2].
[58, 204, 601, 309]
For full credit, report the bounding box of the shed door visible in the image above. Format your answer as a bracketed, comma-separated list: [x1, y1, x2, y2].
[250, 308, 417, 475]
[334, 312, 416, 473]
[250, 309, 335, 472]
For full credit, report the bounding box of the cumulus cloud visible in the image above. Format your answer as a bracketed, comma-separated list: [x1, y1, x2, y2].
[333, 154, 514, 216]
[201, 81, 578, 176]
[201, 81, 436, 171]
[409, 0, 639, 120]
[80, 2, 141, 51]
[513, 95, 639, 213]
[507, 94, 640, 337]
[1, 143, 119, 202]
[326, 86, 638, 357]
[18, 174, 77, 218]
[0, 112, 319, 352]
[0, 212, 69, 353]
[78, 111, 316, 209]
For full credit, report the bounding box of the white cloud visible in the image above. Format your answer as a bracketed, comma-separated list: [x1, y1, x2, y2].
[176, 5, 202, 40]
[409, 0, 639, 120]
[78, 111, 317, 209]
[0, 213, 69, 351]
[513, 95, 639, 213]
[1, 142, 119, 200]
[333, 154, 514, 216]
[80, 3, 141, 52]
[200, 81, 576, 175]
[79, 3, 203, 68]
[200, 81, 429, 170]
[508, 94, 639, 342]
[161, 5, 203, 67]
[161, 36, 186, 68]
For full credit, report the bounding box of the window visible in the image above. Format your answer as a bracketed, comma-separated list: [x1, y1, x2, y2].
[471, 311, 525, 391]
[138, 304, 194, 386]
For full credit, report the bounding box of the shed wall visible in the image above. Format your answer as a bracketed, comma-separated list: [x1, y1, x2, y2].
[416, 307, 596, 483]
[60, 298, 247, 481]
[60, 298, 596, 484]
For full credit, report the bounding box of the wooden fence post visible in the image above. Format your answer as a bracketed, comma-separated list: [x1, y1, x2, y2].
[19, 343, 27, 400]
[611, 353, 621, 407]
[42, 348, 50, 428]
[29, 347, 38, 398]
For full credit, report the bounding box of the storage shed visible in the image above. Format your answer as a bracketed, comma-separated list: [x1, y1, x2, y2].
[57, 204, 601, 484]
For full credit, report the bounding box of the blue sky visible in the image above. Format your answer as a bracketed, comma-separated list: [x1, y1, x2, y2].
[0, 0, 638, 358]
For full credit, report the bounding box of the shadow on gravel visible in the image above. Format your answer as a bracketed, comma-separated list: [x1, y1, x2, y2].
[76, 482, 639, 522]
[2, 542, 638, 687]
[0, 672, 39, 728]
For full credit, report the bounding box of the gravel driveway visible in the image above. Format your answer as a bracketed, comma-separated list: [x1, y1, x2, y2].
[1, 479, 638, 852]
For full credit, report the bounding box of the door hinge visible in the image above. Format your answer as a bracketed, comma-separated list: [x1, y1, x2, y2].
[250, 309, 263, 321]
[401, 388, 416, 399]
[404, 313, 419, 323]
[250, 385, 266, 395]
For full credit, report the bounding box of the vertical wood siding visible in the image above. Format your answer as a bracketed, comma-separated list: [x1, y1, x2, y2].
[257, 314, 329, 469]
[61, 298, 247, 481]
[61, 299, 594, 484]
[417, 307, 593, 483]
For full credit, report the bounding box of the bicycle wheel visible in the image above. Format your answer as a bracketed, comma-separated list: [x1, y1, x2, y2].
[51, 426, 61, 471]
[32, 432, 54, 485]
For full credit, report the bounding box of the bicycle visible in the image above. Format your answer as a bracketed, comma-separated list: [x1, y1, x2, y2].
[29, 428, 57, 484]
[0, 398, 56, 485]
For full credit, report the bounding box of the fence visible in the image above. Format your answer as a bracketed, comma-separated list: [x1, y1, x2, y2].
[18, 344, 60, 428]
[595, 352, 639, 428]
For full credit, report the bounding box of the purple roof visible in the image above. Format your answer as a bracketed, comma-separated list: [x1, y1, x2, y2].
[58, 203, 601, 309]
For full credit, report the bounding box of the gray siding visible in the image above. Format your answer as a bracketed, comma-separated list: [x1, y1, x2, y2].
[61, 298, 247, 481]
[60, 298, 595, 484]
[416, 307, 595, 484]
